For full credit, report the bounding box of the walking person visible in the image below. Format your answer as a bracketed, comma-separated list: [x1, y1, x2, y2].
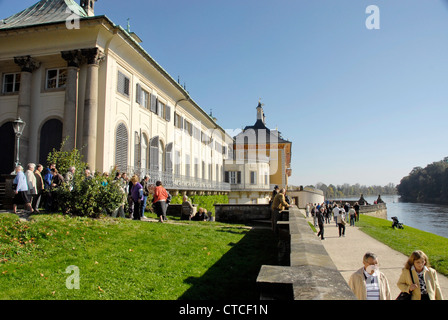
[354, 201, 360, 222]
[24, 163, 37, 210]
[348, 252, 391, 300]
[337, 207, 346, 237]
[316, 207, 325, 240]
[140, 175, 151, 219]
[305, 203, 310, 218]
[12, 165, 33, 214]
[130, 175, 143, 220]
[397, 250, 444, 300]
[349, 206, 356, 226]
[153, 180, 169, 223]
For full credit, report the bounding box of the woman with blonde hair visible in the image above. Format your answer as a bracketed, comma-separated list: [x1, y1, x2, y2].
[397, 250, 443, 300]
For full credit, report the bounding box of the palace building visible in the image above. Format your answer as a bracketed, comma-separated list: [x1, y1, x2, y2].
[0, 0, 293, 202]
[224, 101, 293, 204]
[0, 0, 232, 194]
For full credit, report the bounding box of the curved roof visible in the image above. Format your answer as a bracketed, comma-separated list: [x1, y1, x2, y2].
[0, 0, 87, 30]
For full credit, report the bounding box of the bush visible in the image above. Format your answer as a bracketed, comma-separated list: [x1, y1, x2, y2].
[45, 141, 125, 218]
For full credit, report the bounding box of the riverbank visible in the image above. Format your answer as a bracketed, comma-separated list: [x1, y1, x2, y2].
[305, 213, 448, 299]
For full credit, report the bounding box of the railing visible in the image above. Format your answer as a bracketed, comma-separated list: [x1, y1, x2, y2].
[120, 166, 231, 192]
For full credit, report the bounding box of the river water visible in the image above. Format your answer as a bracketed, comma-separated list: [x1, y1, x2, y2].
[336, 195, 448, 239]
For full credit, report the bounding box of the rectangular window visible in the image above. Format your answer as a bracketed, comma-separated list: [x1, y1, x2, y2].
[157, 100, 165, 118]
[226, 171, 241, 185]
[46, 68, 67, 89]
[174, 113, 183, 129]
[2, 73, 21, 94]
[117, 71, 130, 97]
[250, 171, 257, 185]
[136, 84, 149, 109]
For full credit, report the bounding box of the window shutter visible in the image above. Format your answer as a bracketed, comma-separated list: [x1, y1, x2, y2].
[136, 83, 141, 104]
[224, 171, 229, 183]
[150, 136, 159, 171]
[237, 171, 242, 184]
[115, 123, 128, 173]
[165, 105, 171, 122]
[150, 94, 157, 113]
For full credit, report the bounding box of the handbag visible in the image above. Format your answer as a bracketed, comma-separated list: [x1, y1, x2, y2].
[396, 269, 415, 300]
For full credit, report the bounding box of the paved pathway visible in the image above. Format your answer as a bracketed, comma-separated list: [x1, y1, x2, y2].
[304, 214, 448, 300]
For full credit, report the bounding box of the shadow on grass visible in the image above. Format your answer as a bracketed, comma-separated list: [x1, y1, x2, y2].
[179, 227, 278, 300]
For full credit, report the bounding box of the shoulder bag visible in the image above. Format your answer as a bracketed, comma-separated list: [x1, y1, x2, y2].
[396, 269, 415, 300]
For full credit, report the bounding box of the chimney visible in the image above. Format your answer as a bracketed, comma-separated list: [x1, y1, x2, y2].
[80, 0, 97, 17]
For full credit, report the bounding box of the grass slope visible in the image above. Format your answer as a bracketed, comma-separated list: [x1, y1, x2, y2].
[357, 215, 448, 276]
[0, 214, 277, 300]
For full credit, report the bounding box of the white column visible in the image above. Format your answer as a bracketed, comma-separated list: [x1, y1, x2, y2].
[14, 56, 40, 166]
[81, 48, 105, 172]
[61, 50, 83, 151]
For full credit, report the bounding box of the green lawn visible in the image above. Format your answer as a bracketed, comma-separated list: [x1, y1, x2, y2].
[357, 215, 448, 276]
[0, 213, 277, 300]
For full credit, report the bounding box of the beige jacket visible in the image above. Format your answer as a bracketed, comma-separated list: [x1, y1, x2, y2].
[348, 267, 391, 300]
[397, 267, 443, 300]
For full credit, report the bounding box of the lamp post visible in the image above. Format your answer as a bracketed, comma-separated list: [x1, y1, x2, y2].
[13, 117, 26, 169]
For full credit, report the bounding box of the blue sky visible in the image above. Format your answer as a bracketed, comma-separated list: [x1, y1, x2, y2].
[1, 0, 448, 187]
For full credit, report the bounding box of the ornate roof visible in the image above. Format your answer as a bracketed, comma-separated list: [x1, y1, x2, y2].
[0, 0, 87, 30]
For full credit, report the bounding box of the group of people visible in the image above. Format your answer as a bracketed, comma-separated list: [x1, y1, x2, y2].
[306, 201, 360, 240]
[12, 162, 214, 224]
[180, 195, 213, 221]
[349, 250, 443, 300]
[12, 163, 65, 214]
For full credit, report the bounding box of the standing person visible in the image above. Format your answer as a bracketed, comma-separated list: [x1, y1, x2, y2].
[269, 185, 279, 208]
[140, 175, 151, 219]
[271, 188, 292, 234]
[12, 165, 33, 214]
[305, 203, 310, 218]
[153, 180, 169, 223]
[24, 163, 37, 209]
[50, 168, 64, 212]
[64, 166, 76, 190]
[181, 195, 194, 220]
[130, 175, 143, 220]
[397, 250, 443, 300]
[33, 164, 44, 213]
[332, 204, 340, 227]
[349, 206, 357, 226]
[348, 252, 391, 300]
[316, 207, 325, 240]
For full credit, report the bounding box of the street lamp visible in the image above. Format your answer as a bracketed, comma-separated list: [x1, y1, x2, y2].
[13, 117, 26, 169]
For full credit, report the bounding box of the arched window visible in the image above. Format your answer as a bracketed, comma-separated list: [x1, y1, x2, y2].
[149, 136, 159, 171]
[115, 123, 128, 173]
[0, 122, 15, 174]
[39, 119, 62, 166]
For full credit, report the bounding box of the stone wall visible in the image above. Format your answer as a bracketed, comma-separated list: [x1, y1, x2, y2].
[359, 203, 387, 219]
[256, 207, 356, 300]
[214, 204, 271, 223]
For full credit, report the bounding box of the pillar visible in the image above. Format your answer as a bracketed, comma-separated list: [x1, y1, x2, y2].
[14, 56, 40, 166]
[61, 50, 83, 151]
[81, 48, 105, 172]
